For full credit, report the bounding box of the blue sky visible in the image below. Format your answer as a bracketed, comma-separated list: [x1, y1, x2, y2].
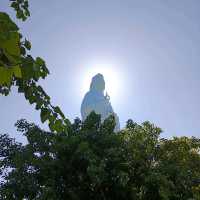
[0, 0, 200, 142]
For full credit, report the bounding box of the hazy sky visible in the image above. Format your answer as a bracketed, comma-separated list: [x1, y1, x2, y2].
[0, 0, 200, 142]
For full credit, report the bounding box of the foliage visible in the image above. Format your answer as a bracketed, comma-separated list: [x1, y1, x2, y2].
[10, 0, 30, 21]
[0, 1, 70, 133]
[1, 1, 200, 199]
[0, 113, 200, 200]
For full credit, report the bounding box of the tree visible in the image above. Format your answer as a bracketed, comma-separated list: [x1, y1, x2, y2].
[0, 0, 70, 134]
[1, 2, 200, 200]
[0, 113, 200, 200]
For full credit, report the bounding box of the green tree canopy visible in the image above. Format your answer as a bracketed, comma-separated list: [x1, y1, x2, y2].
[0, 113, 200, 200]
[1, 2, 200, 200]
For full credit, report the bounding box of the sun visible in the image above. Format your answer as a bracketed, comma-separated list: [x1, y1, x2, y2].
[81, 63, 122, 101]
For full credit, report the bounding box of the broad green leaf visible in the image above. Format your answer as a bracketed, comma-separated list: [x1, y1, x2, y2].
[40, 108, 50, 123]
[0, 32, 20, 56]
[28, 95, 36, 104]
[54, 106, 65, 118]
[35, 99, 43, 110]
[13, 65, 22, 78]
[0, 12, 18, 32]
[54, 119, 63, 132]
[49, 121, 56, 132]
[0, 67, 12, 86]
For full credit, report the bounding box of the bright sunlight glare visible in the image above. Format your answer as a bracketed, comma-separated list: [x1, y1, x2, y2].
[81, 62, 123, 101]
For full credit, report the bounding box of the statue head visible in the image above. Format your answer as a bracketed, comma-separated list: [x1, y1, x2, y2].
[90, 73, 105, 92]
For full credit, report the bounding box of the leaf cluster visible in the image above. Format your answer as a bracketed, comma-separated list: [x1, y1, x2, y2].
[0, 114, 200, 200]
[10, 0, 30, 21]
[0, 1, 69, 133]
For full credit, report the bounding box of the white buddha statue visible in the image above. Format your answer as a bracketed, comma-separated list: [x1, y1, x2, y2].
[81, 73, 120, 132]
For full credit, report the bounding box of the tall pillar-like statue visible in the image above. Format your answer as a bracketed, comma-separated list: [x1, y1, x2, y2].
[81, 73, 120, 131]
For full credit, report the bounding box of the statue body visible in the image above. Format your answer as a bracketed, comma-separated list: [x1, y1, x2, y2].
[81, 73, 120, 131]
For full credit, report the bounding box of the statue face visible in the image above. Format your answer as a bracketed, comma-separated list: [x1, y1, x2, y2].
[90, 73, 105, 92]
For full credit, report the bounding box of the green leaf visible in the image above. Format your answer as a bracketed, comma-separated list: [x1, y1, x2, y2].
[0, 12, 19, 31]
[54, 106, 65, 118]
[0, 32, 20, 56]
[36, 57, 45, 66]
[24, 39, 31, 50]
[35, 98, 43, 110]
[10, 2, 18, 8]
[54, 119, 63, 132]
[49, 121, 56, 132]
[40, 108, 50, 123]
[13, 65, 22, 78]
[28, 95, 36, 104]
[0, 67, 12, 86]
[20, 46, 26, 55]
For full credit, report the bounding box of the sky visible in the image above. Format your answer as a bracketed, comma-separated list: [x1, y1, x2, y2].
[0, 0, 200, 142]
